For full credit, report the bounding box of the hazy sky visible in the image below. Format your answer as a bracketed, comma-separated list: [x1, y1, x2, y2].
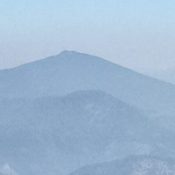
[0, 0, 175, 73]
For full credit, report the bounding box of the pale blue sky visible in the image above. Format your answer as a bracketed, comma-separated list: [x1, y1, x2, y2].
[0, 0, 175, 73]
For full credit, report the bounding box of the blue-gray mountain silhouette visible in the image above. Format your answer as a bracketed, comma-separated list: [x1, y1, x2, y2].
[0, 90, 152, 175]
[1, 51, 175, 113]
[71, 155, 175, 175]
[1, 51, 175, 175]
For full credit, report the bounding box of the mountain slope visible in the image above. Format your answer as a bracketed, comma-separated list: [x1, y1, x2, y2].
[0, 90, 171, 175]
[1, 52, 175, 175]
[0, 51, 175, 113]
[71, 155, 175, 175]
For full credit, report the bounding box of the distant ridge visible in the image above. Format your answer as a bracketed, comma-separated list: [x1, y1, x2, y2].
[0, 50, 175, 113]
[0, 90, 155, 175]
[0, 50, 141, 73]
[1, 51, 175, 175]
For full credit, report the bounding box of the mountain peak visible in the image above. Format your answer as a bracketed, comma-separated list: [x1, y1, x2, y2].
[59, 50, 83, 56]
[58, 50, 103, 61]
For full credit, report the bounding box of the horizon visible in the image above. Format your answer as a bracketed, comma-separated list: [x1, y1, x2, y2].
[1, 0, 175, 75]
[0, 50, 165, 77]
[1, 1, 175, 175]
[0, 50, 137, 70]
[0, 50, 143, 76]
[0, 50, 173, 85]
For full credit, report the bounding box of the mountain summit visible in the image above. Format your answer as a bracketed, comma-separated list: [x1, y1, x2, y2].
[1, 51, 175, 175]
[0, 51, 175, 112]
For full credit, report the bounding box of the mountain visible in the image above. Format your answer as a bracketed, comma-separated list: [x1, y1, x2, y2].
[0, 90, 173, 175]
[71, 155, 175, 175]
[1, 51, 175, 113]
[1, 51, 175, 175]
[0, 90, 145, 175]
